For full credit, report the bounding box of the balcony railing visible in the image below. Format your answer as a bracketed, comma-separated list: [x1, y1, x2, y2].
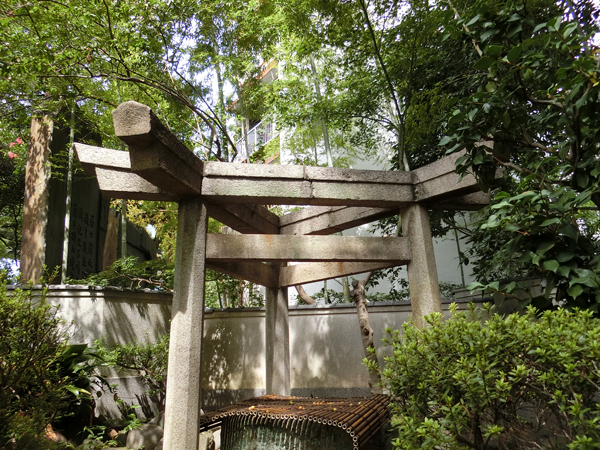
[235, 121, 276, 160]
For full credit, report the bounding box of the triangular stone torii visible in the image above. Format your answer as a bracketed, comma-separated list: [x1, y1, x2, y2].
[75, 101, 490, 450]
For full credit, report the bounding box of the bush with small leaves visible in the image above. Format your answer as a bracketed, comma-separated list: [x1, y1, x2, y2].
[0, 273, 96, 449]
[382, 304, 600, 450]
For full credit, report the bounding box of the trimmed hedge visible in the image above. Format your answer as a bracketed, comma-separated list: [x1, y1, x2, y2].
[382, 304, 600, 450]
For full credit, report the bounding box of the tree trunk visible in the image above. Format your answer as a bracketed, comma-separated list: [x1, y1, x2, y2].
[21, 115, 53, 282]
[309, 55, 333, 167]
[295, 284, 316, 304]
[60, 105, 76, 284]
[351, 275, 382, 394]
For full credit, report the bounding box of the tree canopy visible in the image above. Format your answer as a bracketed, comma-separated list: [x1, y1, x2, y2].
[1, 0, 599, 310]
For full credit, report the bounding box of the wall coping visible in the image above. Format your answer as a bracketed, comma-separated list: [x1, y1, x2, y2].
[5, 284, 491, 315]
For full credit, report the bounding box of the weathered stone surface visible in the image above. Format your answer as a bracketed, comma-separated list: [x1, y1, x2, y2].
[202, 178, 314, 205]
[202, 177, 413, 207]
[95, 168, 177, 201]
[411, 150, 485, 203]
[201, 161, 415, 207]
[207, 260, 278, 287]
[411, 151, 466, 183]
[279, 261, 404, 287]
[310, 181, 412, 207]
[162, 199, 208, 450]
[280, 206, 395, 235]
[266, 265, 290, 395]
[102, 209, 120, 270]
[413, 170, 480, 203]
[74, 143, 131, 175]
[401, 204, 442, 328]
[113, 101, 203, 197]
[203, 160, 305, 179]
[428, 191, 491, 210]
[304, 165, 412, 184]
[206, 203, 279, 235]
[126, 423, 163, 450]
[198, 430, 216, 450]
[205, 235, 411, 262]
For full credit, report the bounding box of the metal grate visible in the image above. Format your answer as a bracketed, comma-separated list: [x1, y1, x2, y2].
[198, 394, 391, 450]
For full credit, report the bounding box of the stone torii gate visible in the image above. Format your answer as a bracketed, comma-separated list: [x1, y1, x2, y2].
[75, 101, 490, 449]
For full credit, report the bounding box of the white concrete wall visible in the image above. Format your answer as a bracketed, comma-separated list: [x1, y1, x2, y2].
[16, 286, 486, 414]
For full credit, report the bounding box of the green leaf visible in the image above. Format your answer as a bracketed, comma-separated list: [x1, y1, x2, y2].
[485, 82, 497, 92]
[556, 250, 576, 263]
[468, 108, 478, 122]
[506, 45, 522, 63]
[567, 284, 583, 299]
[557, 265, 571, 277]
[562, 23, 577, 38]
[506, 23, 523, 38]
[532, 22, 547, 33]
[481, 29, 499, 42]
[536, 238, 555, 256]
[575, 171, 589, 188]
[473, 56, 496, 71]
[540, 218, 560, 227]
[501, 111, 511, 128]
[547, 16, 561, 31]
[543, 260, 560, 273]
[465, 15, 481, 27]
[558, 224, 578, 241]
[486, 45, 503, 57]
[439, 136, 452, 146]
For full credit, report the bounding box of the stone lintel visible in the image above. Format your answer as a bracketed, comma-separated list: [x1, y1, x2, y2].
[112, 101, 203, 197]
[427, 191, 491, 211]
[279, 261, 403, 287]
[205, 234, 411, 262]
[414, 170, 480, 203]
[95, 168, 177, 201]
[207, 261, 278, 287]
[207, 203, 279, 235]
[412, 151, 482, 203]
[201, 178, 413, 207]
[74, 143, 131, 176]
[279, 206, 395, 236]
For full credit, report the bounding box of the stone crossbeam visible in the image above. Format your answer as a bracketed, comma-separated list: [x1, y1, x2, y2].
[279, 261, 403, 287]
[205, 234, 411, 262]
[201, 162, 414, 207]
[207, 261, 278, 287]
[279, 206, 394, 236]
[75, 143, 278, 234]
[112, 101, 204, 197]
[412, 151, 480, 202]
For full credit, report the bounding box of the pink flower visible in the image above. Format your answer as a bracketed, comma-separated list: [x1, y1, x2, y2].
[9, 142, 15, 147]
[15, 137, 23, 145]
[8, 152, 16, 159]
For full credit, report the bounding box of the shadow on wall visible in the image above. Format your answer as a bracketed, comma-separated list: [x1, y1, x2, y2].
[102, 296, 171, 347]
[201, 311, 265, 411]
[290, 310, 369, 398]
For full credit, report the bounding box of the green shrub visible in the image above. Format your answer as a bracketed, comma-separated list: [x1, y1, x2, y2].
[70, 256, 174, 292]
[382, 304, 600, 450]
[0, 274, 97, 448]
[95, 335, 169, 415]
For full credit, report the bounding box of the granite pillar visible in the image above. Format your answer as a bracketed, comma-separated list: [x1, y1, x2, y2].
[401, 204, 442, 328]
[265, 266, 290, 396]
[163, 199, 208, 449]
